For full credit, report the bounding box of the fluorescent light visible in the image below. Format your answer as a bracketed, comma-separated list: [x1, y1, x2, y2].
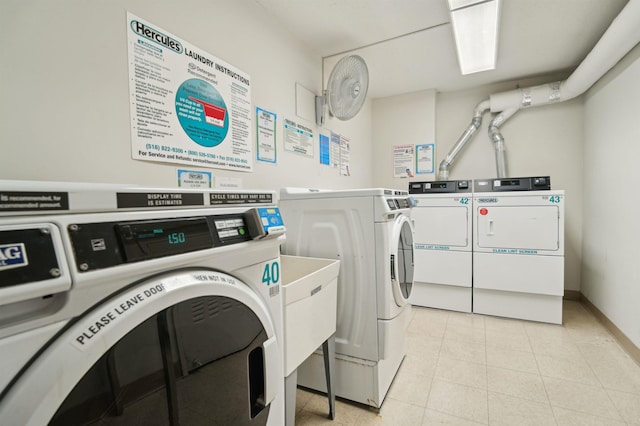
[449, 0, 501, 75]
[448, 0, 486, 9]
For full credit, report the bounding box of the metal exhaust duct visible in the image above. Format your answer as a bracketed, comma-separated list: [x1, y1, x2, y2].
[438, 0, 640, 180]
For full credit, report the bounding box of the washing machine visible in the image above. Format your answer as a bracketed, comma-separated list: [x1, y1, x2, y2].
[0, 181, 286, 425]
[278, 188, 414, 408]
[408, 180, 473, 312]
[472, 176, 565, 324]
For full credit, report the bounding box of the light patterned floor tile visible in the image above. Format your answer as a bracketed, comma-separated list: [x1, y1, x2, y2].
[435, 357, 487, 390]
[552, 406, 627, 426]
[486, 346, 539, 375]
[387, 367, 432, 407]
[422, 408, 485, 425]
[443, 323, 486, 345]
[543, 376, 622, 421]
[440, 337, 487, 365]
[486, 329, 532, 353]
[535, 353, 600, 386]
[426, 379, 488, 424]
[296, 301, 640, 426]
[354, 397, 425, 426]
[607, 389, 640, 425]
[487, 366, 548, 403]
[487, 392, 555, 426]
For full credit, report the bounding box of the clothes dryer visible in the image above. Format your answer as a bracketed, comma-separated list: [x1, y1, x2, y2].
[409, 180, 473, 312]
[278, 188, 414, 408]
[0, 181, 286, 425]
[472, 177, 564, 324]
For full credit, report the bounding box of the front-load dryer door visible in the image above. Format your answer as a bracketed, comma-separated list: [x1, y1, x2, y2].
[390, 215, 414, 310]
[0, 269, 283, 426]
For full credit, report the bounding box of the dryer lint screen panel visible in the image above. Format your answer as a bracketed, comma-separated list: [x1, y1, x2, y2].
[413, 206, 468, 247]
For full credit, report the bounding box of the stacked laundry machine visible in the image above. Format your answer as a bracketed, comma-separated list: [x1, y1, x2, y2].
[409, 176, 565, 324]
[0, 181, 287, 425]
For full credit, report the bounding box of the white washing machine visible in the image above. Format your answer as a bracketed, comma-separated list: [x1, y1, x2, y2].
[0, 181, 286, 425]
[278, 188, 414, 409]
[408, 180, 473, 312]
[472, 176, 565, 324]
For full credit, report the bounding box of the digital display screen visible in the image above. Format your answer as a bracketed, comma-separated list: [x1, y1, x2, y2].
[116, 217, 213, 262]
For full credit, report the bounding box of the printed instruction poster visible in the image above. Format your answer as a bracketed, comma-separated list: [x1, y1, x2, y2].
[284, 118, 314, 157]
[393, 144, 415, 178]
[340, 135, 351, 176]
[330, 132, 341, 170]
[127, 13, 252, 171]
[416, 143, 435, 174]
[319, 134, 330, 165]
[256, 107, 277, 163]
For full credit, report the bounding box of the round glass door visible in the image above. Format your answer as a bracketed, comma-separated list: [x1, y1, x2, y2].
[395, 218, 414, 303]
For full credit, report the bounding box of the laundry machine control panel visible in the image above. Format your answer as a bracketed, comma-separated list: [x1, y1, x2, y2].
[68, 212, 264, 272]
[474, 176, 550, 192]
[409, 180, 470, 193]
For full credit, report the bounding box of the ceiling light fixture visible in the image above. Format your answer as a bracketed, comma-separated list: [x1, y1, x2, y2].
[448, 0, 501, 75]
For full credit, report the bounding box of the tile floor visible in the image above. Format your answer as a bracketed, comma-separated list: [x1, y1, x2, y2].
[294, 301, 640, 425]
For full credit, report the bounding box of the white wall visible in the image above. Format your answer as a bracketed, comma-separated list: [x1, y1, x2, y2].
[0, 0, 373, 190]
[371, 90, 436, 191]
[436, 76, 584, 292]
[582, 43, 640, 348]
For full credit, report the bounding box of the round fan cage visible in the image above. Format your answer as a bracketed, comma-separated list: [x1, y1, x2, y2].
[327, 55, 369, 121]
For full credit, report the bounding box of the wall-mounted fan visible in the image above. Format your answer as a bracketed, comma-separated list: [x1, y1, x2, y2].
[315, 55, 369, 126]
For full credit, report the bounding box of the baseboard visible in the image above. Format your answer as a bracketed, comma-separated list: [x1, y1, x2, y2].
[580, 294, 640, 367]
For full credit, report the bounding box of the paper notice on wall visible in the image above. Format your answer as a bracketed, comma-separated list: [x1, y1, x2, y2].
[330, 132, 341, 170]
[127, 13, 252, 172]
[340, 135, 351, 176]
[416, 144, 434, 174]
[284, 118, 313, 157]
[393, 144, 415, 178]
[319, 134, 330, 165]
[177, 169, 212, 188]
[256, 107, 277, 163]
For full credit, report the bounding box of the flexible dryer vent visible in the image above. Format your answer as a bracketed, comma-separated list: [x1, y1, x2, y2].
[438, 0, 640, 180]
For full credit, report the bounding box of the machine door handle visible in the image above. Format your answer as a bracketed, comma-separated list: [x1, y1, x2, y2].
[390, 254, 396, 282]
[487, 219, 494, 235]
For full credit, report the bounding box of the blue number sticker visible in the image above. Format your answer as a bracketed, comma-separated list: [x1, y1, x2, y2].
[460, 197, 470, 205]
[261, 261, 280, 286]
[549, 195, 561, 203]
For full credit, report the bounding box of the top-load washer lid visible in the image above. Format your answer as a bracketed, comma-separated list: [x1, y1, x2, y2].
[0, 269, 282, 426]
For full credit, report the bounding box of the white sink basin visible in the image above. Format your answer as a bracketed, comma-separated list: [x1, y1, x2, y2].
[280, 255, 339, 377]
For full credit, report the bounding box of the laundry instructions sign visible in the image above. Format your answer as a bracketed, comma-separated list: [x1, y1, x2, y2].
[127, 13, 252, 171]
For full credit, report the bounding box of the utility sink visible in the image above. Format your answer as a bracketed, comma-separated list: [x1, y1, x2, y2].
[280, 255, 339, 377]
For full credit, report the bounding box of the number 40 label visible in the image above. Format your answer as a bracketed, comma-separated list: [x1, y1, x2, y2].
[262, 261, 280, 286]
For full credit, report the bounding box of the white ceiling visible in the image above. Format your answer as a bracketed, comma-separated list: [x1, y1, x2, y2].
[253, 0, 629, 98]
